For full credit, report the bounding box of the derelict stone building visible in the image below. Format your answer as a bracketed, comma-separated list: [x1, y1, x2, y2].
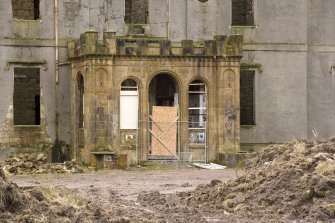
[68, 31, 242, 164]
[0, 0, 334, 165]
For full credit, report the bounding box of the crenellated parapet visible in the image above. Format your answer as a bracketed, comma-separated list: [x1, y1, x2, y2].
[68, 30, 243, 59]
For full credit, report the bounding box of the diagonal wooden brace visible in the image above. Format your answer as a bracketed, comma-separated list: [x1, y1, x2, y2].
[149, 129, 179, 160]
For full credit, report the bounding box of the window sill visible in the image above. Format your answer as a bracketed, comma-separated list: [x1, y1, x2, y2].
[229, 25, 258, 29]
[12, 18, 41, 23]
[241, 125, 256, 129]
[14, 125, 41, 131]
[189, 143, 206, 147]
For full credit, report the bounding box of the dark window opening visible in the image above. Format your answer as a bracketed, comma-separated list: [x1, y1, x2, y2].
[149, 74, 177, 107]
[240, 70, 255, 125]
[77, 73, 84, 128]
[231, 0, 254, 26]
[121, 79, 138, 91]
[14, 68, 40, 125]
[12, 0, 40, 20]
[125, 0, 149, 24]
[34, 95, 40, 125]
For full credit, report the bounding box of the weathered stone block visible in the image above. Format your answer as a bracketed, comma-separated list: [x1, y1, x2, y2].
[84, 30, 98, 54]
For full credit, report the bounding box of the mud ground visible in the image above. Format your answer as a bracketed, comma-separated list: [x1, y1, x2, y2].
[9, 167, 241, 203]
[3, 139, 335, 222]
[0, 167, 242, 223]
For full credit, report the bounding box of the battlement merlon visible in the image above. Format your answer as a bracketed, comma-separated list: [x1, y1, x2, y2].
[67, 30, 243, 59]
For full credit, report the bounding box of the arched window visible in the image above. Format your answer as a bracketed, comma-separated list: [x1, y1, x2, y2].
[188, 80, 207, 144]
[120, 79, 138, 129]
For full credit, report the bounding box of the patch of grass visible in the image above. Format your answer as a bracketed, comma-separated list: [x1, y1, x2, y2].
[315, 160, 335, 176]
[40, 187, 86, 208]
[129, 161, 172, 171]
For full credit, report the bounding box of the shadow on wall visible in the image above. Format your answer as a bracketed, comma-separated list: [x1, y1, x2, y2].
[51, 139, 70, 163]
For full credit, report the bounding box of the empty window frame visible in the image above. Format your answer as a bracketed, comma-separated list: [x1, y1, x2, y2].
[77, 73, 84, 128]
[14, 68, 40, 125]
[125, 0, 149, 24]
[240, 70, 255, 125]
[12, 0, 40, 20]
[231, 0, 254, 26]
[120, 79, 139, 129]
[188, 80, 207, 144]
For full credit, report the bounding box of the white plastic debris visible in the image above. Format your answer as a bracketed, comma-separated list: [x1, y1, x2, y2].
[193, 162, 226, 170]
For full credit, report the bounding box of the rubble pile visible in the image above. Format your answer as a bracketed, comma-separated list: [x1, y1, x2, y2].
[176, 139, 335, 222]
[2, 153, 86, 175]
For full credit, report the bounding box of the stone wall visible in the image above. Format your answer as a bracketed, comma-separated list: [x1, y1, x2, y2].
[68, 31, 243, 58]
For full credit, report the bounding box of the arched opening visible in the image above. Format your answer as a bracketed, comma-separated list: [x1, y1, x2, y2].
[149, 73, 179, 108]
[148, 73, 179, 159]
[188, 79, 207, 161]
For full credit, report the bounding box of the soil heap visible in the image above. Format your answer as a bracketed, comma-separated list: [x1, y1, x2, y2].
[181, 139, 335, 222]
[0, 167, 116, 223]
[2, 153, 86, 175]
[137, 139, 335, 222]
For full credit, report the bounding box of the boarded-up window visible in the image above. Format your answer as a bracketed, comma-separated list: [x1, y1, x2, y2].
[240, 70, 255, 125]
[12, 0, 40, 20]
[14, 68, 40, 125]
[120, 79, 138, 129]
[231, 0, 254, 26]
[125, 0, 149, 24]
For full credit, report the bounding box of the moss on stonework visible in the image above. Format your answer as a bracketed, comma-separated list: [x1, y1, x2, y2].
[85, 29, 98, 33]
[193, 41, 206, 47]
[230, 35, 243, 42]
[126, 24, 148, 29]
[225, 44, 236, 50]
[119, 36, 165, 41]
[241, 63, 262, 71]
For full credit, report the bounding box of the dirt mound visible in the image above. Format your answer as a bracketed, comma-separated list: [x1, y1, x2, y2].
[2, 153, 87, 175]
[132, 140, 335, 222]
[0, 171, 26, 213]
[172, 139, 335, 222]
[0, 167, 115, 223]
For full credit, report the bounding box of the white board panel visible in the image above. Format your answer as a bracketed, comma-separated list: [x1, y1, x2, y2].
[120, 93, 138, 129]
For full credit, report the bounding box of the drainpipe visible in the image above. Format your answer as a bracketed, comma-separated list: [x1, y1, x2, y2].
[54, 0, 59, 141]
[185, 0, 188, 39]
[166, 0, 170, 38]
[55, 0, 59, 85]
